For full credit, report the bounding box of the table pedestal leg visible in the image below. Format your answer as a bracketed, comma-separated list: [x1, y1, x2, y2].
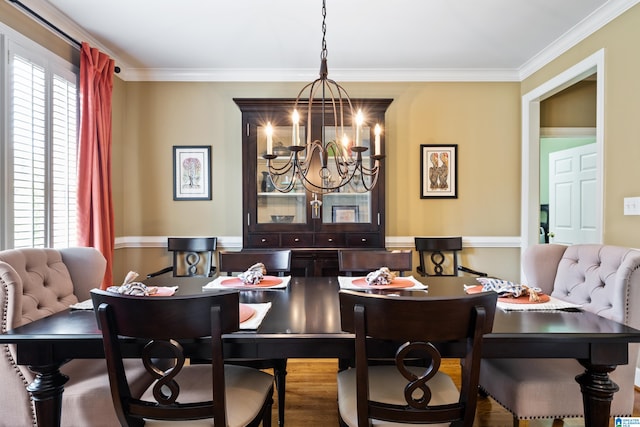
[26, 364, 69, 427]
[575, 361, 618, 427]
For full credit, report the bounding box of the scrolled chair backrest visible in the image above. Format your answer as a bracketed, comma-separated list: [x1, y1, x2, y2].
[339, 289, 498, 426]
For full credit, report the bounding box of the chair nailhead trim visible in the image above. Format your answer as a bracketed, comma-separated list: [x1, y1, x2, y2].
[1, 278, 38, 426]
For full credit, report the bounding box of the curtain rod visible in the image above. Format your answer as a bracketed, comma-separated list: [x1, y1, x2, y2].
[8, 0, 121, 73]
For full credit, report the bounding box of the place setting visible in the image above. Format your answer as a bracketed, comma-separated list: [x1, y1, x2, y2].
[338, 267, 428, 290]
[465, 277, 582, 311]
[70, 271, 179, 310]
[203, 262, 291, 290]
[238, 302, 272, 330]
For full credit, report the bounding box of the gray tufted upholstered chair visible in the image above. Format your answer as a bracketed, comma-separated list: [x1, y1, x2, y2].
[478, 243, 640, 426]
[0, 247, 158, 427]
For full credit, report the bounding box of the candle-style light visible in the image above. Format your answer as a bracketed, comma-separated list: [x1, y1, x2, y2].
[355, 110, 363, 147]
[291, 110, 300, 146]
[266, 122, 273, 155]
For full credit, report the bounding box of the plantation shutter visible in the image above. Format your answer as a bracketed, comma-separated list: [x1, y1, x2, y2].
[9, 51, 78, 248]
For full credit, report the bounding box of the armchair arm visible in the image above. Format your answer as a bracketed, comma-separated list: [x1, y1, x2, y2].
[522, 244, 567, 294]
[146, 266, 173, 278]
[60, 247, 106, 301]
[458, 265, 488, 277]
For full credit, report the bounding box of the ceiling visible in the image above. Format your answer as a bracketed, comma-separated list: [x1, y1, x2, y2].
[15, 0, 639, 82]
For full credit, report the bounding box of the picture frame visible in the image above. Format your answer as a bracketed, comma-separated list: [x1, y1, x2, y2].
[332, 205, 359, 223]
[420, 144, 458, 199]
[173, 145, 212, 200]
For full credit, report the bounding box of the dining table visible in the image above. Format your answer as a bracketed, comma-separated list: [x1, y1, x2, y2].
[2, 274, 640, 427]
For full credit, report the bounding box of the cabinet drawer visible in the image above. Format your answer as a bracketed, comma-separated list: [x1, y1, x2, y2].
[281, 233, 313, 247]
[314, 233, 345, 247]
[346, 233, 381, 247]
[247, 234, 280, 247]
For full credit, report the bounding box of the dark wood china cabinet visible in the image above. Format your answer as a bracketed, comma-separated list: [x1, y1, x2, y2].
[234, 98, 392, 276]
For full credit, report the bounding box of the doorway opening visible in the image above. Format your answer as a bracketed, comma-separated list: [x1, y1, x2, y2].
[520, 49, 604, 279]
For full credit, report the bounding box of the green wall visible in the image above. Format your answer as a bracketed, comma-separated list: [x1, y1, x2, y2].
[539, 137, 596, 204]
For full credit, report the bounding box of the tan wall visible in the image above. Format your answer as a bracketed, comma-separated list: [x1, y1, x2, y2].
[540, 79, 597, 128]
[522, 4, 640, 248]
[111, 81, 522, 281]
[10, 2, 640, 282]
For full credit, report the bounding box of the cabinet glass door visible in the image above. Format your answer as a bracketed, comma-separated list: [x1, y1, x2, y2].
[321, 125, 373, 224]
[256, 124, 307, 225]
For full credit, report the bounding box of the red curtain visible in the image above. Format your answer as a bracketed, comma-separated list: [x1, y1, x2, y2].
[78, 42, 115, 289]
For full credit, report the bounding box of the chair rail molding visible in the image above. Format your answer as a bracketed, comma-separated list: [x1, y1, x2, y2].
[116, 236, 520, 250]
[114, 236, 243, 250]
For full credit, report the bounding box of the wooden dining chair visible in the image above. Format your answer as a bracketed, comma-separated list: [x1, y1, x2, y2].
[414, 236, 487, 277]
[337, 289, 498, 427]
[338, 249, 412, 276]
[90, 289, 274, 427]
[218, 249, 291, 427]
[218, 249, 291, 277]
[146, 237, 217, 278]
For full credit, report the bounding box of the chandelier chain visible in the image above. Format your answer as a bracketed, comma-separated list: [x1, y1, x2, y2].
[321, 0, 327, 60]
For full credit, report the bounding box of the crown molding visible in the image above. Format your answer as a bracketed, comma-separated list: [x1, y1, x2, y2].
[519, 0, 640, 80]
[13, 0, 640, 83]
[8, 0, 132, 70]
[540, 127, 596, 137]
[122, 67, 521, 83]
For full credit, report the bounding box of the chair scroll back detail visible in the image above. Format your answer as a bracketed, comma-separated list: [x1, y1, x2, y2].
[338, 250, 412, 277]
[337, 290, 498, 427]
[414, 237, 487, 277]
[90, 289, 274, 427]
[147, 237, 217, 278]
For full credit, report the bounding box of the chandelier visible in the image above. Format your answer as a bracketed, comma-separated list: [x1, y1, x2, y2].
[262, 0, 383, 195]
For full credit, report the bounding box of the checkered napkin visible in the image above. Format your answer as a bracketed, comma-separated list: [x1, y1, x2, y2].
[475, 277, 541, 298]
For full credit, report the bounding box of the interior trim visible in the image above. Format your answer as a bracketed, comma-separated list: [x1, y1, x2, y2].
[13, 0, 640, 82]
[115, 235, 521, 251]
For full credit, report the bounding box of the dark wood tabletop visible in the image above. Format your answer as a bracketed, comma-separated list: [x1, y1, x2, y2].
[2, 274, 640, 427]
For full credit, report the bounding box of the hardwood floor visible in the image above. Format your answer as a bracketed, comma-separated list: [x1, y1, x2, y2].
[271, 359, 640, 427]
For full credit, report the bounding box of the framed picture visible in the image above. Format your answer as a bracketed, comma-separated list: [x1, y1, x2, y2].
[420, 144, 457, 199]
[173, 145, 212, 200]
[332, 205, 359, 223]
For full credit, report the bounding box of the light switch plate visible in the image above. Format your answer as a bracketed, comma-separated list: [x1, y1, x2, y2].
[624, 197, 640, 215]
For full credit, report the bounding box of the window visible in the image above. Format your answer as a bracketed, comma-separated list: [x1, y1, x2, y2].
[2, 34, 79, 249]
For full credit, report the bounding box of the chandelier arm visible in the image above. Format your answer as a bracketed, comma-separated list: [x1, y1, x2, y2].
[266, 156, 294, 175]
[320, 81, 340, 146]
[325, 142, 353, 179]
[356, 161, 382, 192]
[326, 78, 354, 143]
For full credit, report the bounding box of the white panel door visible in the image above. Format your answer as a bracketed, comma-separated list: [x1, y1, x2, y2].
[549, 143, 598, 245]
